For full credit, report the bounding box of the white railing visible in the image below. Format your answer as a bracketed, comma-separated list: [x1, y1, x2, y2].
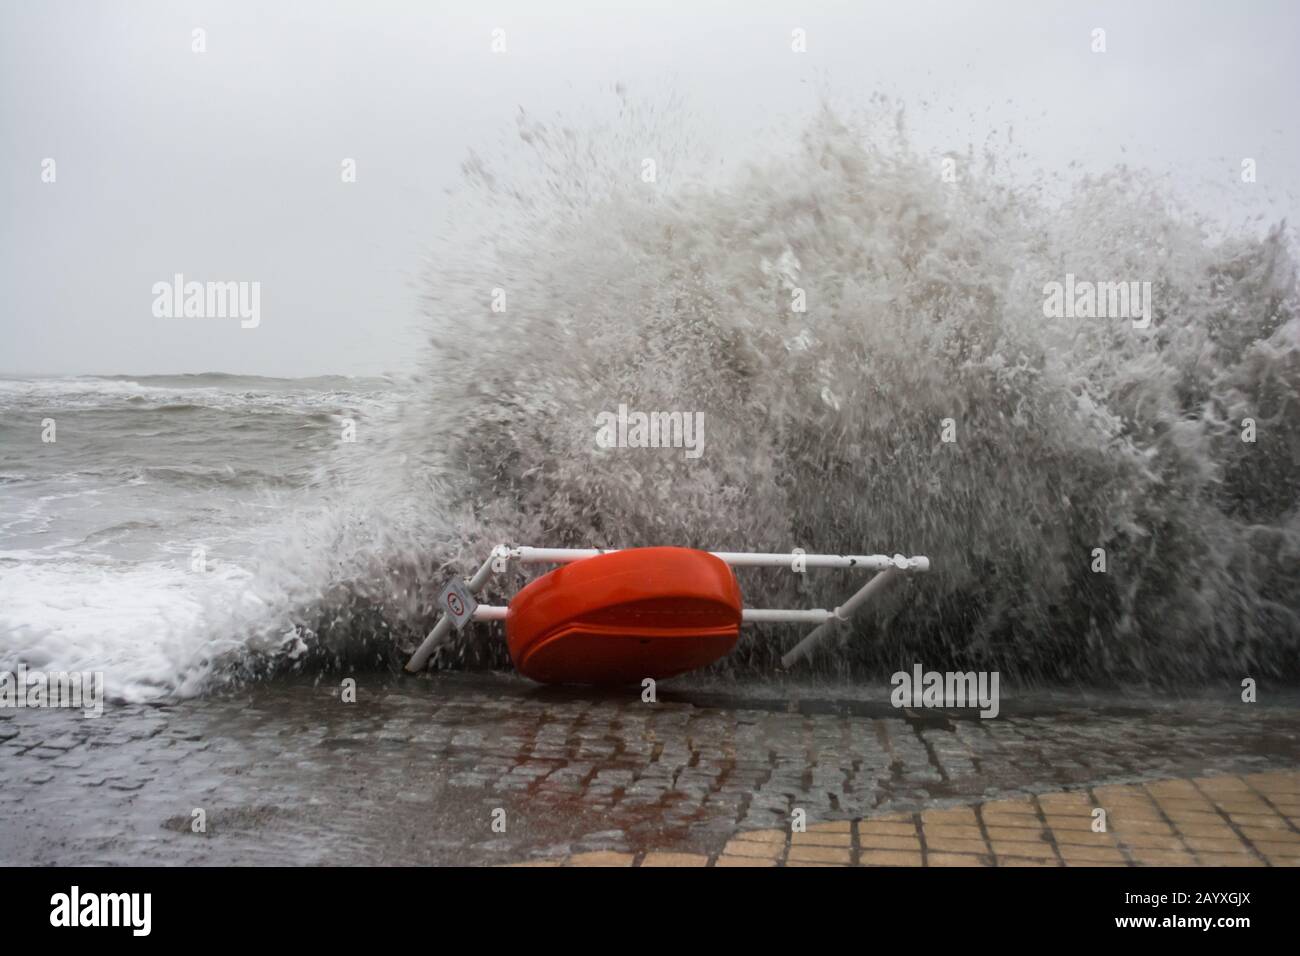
[404, 545, 931, 673]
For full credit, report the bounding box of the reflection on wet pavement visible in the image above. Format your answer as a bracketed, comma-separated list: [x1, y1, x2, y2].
[0, 673, 1295, 865]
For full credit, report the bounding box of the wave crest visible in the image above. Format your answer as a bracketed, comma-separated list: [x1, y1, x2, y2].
[216, 100, 1300, 687]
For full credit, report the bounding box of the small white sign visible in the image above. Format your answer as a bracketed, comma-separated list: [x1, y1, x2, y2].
[438, 578, 477, 631]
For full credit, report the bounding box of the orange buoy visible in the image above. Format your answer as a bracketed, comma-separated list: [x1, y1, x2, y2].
[505, 547, 742, 684]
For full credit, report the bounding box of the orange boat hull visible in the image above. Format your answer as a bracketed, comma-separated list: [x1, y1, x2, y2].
[505, 547, 743, 684]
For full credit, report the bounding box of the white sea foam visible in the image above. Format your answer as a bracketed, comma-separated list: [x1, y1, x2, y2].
[0, 560, 253, 701]
[2, 98, 1297, 696]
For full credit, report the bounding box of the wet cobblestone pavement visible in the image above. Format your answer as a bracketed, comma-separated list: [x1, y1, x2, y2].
[1, 673, 1297, 865]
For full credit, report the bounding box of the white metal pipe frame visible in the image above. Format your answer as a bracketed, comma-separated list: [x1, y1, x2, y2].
[404, 545, 931, 674]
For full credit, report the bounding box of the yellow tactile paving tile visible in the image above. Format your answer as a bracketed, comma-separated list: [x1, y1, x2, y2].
[990, 842, 1057, 861]
[566, 851, 635, 866]
[859, 835, 923, 851]
[858, 849, 923, 866]
[926, 837, 991, 855]
[790, 829, 853, 848]
[640, 852, 709, 867]
[921, 807, 978, 826]
[1057, 844, 1129, 864]
[858, 820, 919, 836]
[721, 838, 783, 859]
[786, 845, 853, 864]
[508, 770, 1300, 867]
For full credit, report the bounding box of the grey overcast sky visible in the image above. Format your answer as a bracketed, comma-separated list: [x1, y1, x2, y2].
[2, 0, 1297, 378]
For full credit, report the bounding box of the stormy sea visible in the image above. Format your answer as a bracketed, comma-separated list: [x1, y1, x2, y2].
[2, 106, 1298, 703]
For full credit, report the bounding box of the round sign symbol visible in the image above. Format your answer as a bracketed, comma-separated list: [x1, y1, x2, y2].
[447, 593, 464, 616]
